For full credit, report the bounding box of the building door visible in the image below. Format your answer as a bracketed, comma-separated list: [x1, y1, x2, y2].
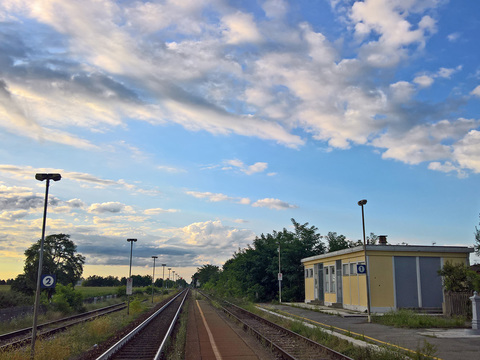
[336, 260, 343, 304]
[419, 257, 442, 308]
[394, 256, 419, 308]
[317, 264, 324, 303]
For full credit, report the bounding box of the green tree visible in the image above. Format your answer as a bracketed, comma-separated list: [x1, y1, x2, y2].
[438, 262, 479, 292]
[194, 264, 220, 287]
[214, 219, 325, 302]
[325, 232, 360, 252]
[22, 234, 85, 295]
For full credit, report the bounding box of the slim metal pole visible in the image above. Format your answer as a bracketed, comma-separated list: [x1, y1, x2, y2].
[31, 178, 50, 357]
[151, 256, 157, 303]
[162, 264, 166, 289]
[360, 201, 372, 322]
[127, 239, 137, 315]
[278, 244, 282, 303]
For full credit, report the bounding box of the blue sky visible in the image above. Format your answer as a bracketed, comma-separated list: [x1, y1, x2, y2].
[0, 0, 479, 282]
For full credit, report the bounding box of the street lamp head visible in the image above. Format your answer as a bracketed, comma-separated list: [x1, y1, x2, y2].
[127, 238, 137, 242]
[357, 199, 367, 206]
[152, 256, 158, 259]
[162, 264, 166, 266]
[35, 173, 61, 182]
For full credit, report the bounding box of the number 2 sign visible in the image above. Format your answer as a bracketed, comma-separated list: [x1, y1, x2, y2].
[41, 274, 56, 289]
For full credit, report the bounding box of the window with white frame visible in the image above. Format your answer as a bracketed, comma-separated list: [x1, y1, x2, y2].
[325, 265, 336, 293]
[342, 263, 349, 276]
[325, 266, 329, 292]
[330, 266, 335, 293]
[350, 262, 357, 275]
[309, 268, 313, 278]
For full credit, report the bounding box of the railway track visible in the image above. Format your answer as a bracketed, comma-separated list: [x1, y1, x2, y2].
[95, 288, 189, 360]
[0, 302, 126, 351]
[200, 291, 353, 360]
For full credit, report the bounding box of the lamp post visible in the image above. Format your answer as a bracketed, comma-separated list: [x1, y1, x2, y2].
[162, 264, 166, 289]
[278, 244, 282, 303]
[168, 268, 171, 289]
[358, 199, 371, 322]
[172, 271, 175, 288]
[151, 256, 158, 303]
[127, 238, 137, 315]
[31, 173, 61, 356]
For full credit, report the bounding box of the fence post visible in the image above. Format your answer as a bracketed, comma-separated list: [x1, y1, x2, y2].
[470, 291, 480, 330]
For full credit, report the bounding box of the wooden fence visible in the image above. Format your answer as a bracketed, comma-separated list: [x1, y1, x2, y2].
[444, 291, 472, 317]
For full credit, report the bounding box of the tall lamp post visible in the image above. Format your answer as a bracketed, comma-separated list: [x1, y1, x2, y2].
[151, 256, 158, 303]
[127, 238, 137, 315]
[162, 264, 166, 289]
[31, 173, 61, 356]
[278, 244, 282, 303]
[168, 268, 171, 289]
[172, 271, 176, 288]
[358, 199, 371, 322]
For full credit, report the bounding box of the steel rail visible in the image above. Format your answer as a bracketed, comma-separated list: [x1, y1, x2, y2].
[0, 303, 126, 350]
[95, 289, 189, 360]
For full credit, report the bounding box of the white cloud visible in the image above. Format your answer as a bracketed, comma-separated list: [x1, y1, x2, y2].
[221, 11, 262, 44]
[144, 208, 179, 215]
[252, 198, 297, 210]
[224, 159, 268, 175]
[447, 32, 461, 42]
[88, 202, 127, 214]
[414, 75, 434, 88]
[471, 86, 480, 97]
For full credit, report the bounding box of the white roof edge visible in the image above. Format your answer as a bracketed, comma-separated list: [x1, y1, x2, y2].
[301, 245, 474, 264]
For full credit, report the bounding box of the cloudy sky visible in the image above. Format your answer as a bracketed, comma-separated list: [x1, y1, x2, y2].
[1, 0, 479, 282]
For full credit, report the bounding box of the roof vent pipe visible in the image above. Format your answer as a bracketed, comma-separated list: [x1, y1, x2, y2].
[378, 235, 387, 245]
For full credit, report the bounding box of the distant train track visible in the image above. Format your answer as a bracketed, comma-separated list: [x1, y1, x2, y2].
[0, 302, 126, 351]
[95, 289, 189, 360]
[199, 291, 353, 360]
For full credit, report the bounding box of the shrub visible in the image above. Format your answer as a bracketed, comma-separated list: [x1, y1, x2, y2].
[0, 290, 32, 309]
[51, 284, 85, 314]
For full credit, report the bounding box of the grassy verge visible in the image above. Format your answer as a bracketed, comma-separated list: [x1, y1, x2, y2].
[0, 294, 168, 360]
[76, 286, 118, 298]
[0, 286, 11, 292]
[238, 302, 437, 360]
[372, 309, 467, 328]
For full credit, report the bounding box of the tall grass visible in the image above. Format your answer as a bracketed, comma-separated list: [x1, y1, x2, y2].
[373, 309, 467, 328]
[0, 294, 163, 360]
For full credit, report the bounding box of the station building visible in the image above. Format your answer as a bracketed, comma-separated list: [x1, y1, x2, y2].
[301, 237, 473, 313]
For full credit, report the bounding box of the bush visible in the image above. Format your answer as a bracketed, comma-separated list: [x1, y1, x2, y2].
[0, 290, 33, 308]
[438, 262, 480, 292]
[116, 286, 126, 297]
[51, 284, 85, 314]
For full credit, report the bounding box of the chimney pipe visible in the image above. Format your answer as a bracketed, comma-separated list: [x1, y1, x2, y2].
[378, 235, 387, 245]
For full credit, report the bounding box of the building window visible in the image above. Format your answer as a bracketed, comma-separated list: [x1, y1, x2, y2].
[350, 262, 357, 275]
[325, 266, 329, 292]
[309, 268, 313, 278]
[330, 266, 336, 293]
[325, 265, 336, 293]
[343, 263, 349, 276]
[305, 269, 308, 278]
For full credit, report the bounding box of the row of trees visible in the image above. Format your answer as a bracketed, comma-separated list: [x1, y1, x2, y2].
[82, 274, 181, 288]
[192, 219, 373, 302]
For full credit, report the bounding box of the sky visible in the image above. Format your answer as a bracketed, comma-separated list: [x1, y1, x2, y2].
[0, 0, 479, 284]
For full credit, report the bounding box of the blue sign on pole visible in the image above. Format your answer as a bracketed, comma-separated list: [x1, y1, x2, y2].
[40, 274, 56, 289]
[357, 264, 367, 274]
